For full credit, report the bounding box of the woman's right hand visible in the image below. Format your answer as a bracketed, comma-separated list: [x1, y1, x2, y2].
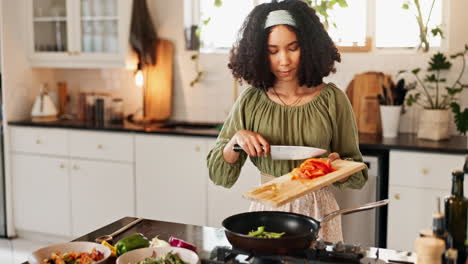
[223, 130, 270, 164]
[233, 130, 270, 157]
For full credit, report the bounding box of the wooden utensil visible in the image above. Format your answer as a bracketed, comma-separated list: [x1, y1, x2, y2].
[57, 82, 67, 116]
[243, 159, 367, 208]
[95, 218, 144, 243]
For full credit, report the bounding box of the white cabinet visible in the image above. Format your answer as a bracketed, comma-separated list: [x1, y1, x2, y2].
[135, 135, 208, 226]
[389, 151, 466, 190]
[12, 154, 71, 236]
[70, 159, 134, 236]
[25, 0, 135, 68]
[388, 185, 447, 251]
[69, 130, 134, 162]
[10, 127, 68, 156]
[10, 126, 136, 237]
[387, 150, 467, 251]
[206, 138, 260, 227]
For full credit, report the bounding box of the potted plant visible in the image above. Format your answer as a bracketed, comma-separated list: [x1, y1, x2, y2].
[378, 79, 412, 138]
[401, 45, 468, 140]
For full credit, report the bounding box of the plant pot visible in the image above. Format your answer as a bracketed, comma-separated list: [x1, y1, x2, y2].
[417, 109, 450, 141]
[380, 105, 402, 138]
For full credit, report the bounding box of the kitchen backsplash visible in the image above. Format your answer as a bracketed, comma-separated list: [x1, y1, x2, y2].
[32, 51, 467, 136]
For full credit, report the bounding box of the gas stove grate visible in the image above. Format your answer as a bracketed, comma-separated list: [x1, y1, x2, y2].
[201, 246, 364, 264]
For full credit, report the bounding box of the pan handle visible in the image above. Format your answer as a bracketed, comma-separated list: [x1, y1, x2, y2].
[318, 199, 389, 224]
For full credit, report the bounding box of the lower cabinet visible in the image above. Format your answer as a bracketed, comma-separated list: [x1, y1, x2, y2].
[12, 154, 71, 236]
[387, 185, 447, 251]
[135, 135, 208, 226]
[387, 150, 467, 252]
[70, 159, 134, 236]
[10, 127, 136, 237]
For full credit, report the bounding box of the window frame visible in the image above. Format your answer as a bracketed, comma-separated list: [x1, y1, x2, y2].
[194, 0, 449, 54]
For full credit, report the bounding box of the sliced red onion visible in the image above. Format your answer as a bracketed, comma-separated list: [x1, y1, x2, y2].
[169, 236, 197, 252]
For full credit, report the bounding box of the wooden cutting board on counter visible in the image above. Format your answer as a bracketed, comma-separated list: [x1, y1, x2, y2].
[243, 160, 367, 208]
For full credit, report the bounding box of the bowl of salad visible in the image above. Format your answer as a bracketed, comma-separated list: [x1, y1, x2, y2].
[28, 241, 111, 264]
[116, 247, 200, 264]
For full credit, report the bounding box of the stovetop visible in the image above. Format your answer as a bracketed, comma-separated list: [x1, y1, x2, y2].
[201, 240, 416, 264]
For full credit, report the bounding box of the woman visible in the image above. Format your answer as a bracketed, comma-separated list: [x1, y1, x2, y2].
[207, 0, 367, 242]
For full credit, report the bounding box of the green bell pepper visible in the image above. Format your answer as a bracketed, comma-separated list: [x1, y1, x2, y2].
[115, 233, 150, 256]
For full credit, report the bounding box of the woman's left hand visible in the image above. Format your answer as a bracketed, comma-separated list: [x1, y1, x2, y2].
[328, 152, 349, 183]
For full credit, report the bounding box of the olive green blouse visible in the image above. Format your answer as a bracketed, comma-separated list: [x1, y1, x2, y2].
[206, 83, 368, 189]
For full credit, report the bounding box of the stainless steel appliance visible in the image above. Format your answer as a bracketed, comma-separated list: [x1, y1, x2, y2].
[331, 155, 380, 247]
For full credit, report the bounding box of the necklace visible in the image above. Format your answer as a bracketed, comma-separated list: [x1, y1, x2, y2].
[272, 88, 302, 106]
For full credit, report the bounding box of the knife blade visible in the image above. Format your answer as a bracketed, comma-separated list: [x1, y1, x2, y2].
[233, 144, 327, 160]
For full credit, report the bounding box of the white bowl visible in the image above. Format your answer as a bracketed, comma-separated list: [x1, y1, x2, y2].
[28, 241, 111, 264]
[116, 246, 200, 264]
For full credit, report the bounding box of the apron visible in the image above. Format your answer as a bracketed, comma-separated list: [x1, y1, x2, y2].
[248, 173, 343, 243]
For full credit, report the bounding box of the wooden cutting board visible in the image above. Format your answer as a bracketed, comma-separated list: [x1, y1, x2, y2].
[144, 39, 174, 121]
[243, 160, 367, 208]
[345, 72, 393, 134]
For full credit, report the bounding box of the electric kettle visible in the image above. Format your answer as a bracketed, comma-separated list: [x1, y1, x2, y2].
[31, 83, 58, 122]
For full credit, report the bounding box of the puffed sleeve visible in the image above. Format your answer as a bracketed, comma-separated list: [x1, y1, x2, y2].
[206, 90, 249, 188]
[329, 86, 368, 189]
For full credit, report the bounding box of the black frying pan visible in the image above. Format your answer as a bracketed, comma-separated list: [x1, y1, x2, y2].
[222, 199, 389, 255]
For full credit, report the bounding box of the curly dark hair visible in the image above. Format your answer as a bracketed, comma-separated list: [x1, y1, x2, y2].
[228, 0, 341, 91]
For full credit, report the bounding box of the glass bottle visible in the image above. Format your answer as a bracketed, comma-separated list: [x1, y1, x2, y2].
[444, 170, 467, 264]
[110, 98, 124, 124]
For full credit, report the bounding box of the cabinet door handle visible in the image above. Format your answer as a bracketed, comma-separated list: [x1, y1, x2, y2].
[393, 193, 400, 200]
[421, 168, 429, 175]
[195, 145, 201, 152]
[73, 164, 80, 170]
[97, 144, 103, 149]
[35, 139, 41, 144]
[59, 163, 66, 169]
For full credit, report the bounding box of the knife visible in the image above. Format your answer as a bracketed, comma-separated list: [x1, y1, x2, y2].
[233, 144, 327, 160]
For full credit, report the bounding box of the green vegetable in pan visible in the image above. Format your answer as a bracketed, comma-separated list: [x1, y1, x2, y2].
[247, 226, 285, 238]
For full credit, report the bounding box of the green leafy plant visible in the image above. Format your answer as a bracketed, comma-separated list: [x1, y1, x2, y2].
[450, 102, 468, 135]
[402, 0, 444, 52]
[402, 45, 467, 110]
[402, 45, 468, 134]
[189, 1, 223, 87]
[305, 0, 348, 29]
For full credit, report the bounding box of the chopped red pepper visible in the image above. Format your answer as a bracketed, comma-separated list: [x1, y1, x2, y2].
[291, 158, 336, 180]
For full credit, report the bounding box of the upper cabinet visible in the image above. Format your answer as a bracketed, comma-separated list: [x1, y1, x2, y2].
[26, 0, 136, 68]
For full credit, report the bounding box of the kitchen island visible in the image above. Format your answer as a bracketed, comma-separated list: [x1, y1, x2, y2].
[24, 216, 417, 264]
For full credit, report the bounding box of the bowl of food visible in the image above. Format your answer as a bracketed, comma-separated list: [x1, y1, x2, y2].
[28, 241, 111, 264]
[116, 246, 200, 264]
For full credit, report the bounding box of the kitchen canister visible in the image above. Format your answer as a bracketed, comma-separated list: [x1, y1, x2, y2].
[110, 98, 124, 124]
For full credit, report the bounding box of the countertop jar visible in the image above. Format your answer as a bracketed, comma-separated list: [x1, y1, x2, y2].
[110, 98, 124, 124]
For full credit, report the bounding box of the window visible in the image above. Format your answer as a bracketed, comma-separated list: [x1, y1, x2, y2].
[199, 0, 256, 52]
[325, 0, 367, 47]
[376, 0, 442, 48]
[197, 0, 444, 52]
